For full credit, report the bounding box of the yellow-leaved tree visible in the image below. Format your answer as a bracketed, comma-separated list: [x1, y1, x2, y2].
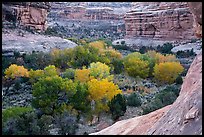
[153, 62, 184, 84]
[89, 62, 113, 81]
[103, 49, 123, 59]
[123, 57, 149, 78]
[88, 78, 122, 101]
[87, 78, 122, 119]
[28, 65, 59, 84]
[4, 64, 29, 79]
[88, 40, 106, 50]
[155, 53, 178, 64]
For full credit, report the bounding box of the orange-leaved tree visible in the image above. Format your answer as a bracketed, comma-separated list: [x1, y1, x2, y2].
[75, 67, 91, 83]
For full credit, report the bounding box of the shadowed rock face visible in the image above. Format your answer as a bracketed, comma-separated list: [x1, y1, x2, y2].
[2, 2, 50, 31]
[187, 2, 202, 38]
[90, 2, 202, 135]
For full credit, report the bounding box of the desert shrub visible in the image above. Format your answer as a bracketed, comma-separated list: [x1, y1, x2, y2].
[13, 78, 22, 90]
[61, 68, 76, 80]
[2, 111, 53, 135]
[180, 69, 188, 77]
[2, 106, 33, 123]
[36, 114, 54, 135]
[44, 26, 58, 36]
[142, 89, 178, 115]
[126, 92, 142, 107]
[111, 58, 124, 74]
[176, 49, 195, 58]
[108, 94, 127, 120]
[162, 85, 180, 97]
[54, 112, 78, 135]
[175, 75, 183, 85]
[139, 46, 147, 54]
[155, 91, 177, 106]
[2, 57, 17, 76]
[112, 44, 132, 51]
[157, 42, 173, 54]
[23, 51, 52, 70]
[13, 51, 21, 59]
[142, 98, 163, 115]
[50, 48, 73, 70]
[153, 62, 184, 84]
[4, 64, 29, 79]
[66, 37, 79, 44]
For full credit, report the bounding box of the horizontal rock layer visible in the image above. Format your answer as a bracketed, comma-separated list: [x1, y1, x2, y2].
[124, 2, 196, 40]
[2, 2, 50, 31]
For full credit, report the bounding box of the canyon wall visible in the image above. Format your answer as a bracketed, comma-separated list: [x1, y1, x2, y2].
[124, 2, 196, 40]
[2, 2, 50, 31]
[59, 6, 123, 20]
[91, 2, 202, 135]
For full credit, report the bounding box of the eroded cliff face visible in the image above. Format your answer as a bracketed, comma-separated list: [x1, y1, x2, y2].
[124, 2, 196, 40]
[2, 2, 50, 31]
[90, 2, 202, 135]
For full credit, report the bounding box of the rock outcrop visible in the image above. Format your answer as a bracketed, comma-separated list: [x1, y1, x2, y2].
[2, 2, 50, 31]
[124, 2, 196, 40]
[90, 2, 202, 135]
[187, 2, 202, 38]
[2, 29, 77, 56]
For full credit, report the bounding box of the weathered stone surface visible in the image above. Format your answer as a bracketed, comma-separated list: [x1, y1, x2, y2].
[2, 28, 77, 55]
[2, 2, 50, 31]
[90, 105, 171, 135]
[171, 40, 202, 55]
[187, 2, 202, 38]
[124, 2, 196, 40]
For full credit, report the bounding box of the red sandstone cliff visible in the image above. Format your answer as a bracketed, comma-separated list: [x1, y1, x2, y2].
[90, 2, 202, 135]
[124, 2, 196, 40]
[2, 2, 50, 31]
